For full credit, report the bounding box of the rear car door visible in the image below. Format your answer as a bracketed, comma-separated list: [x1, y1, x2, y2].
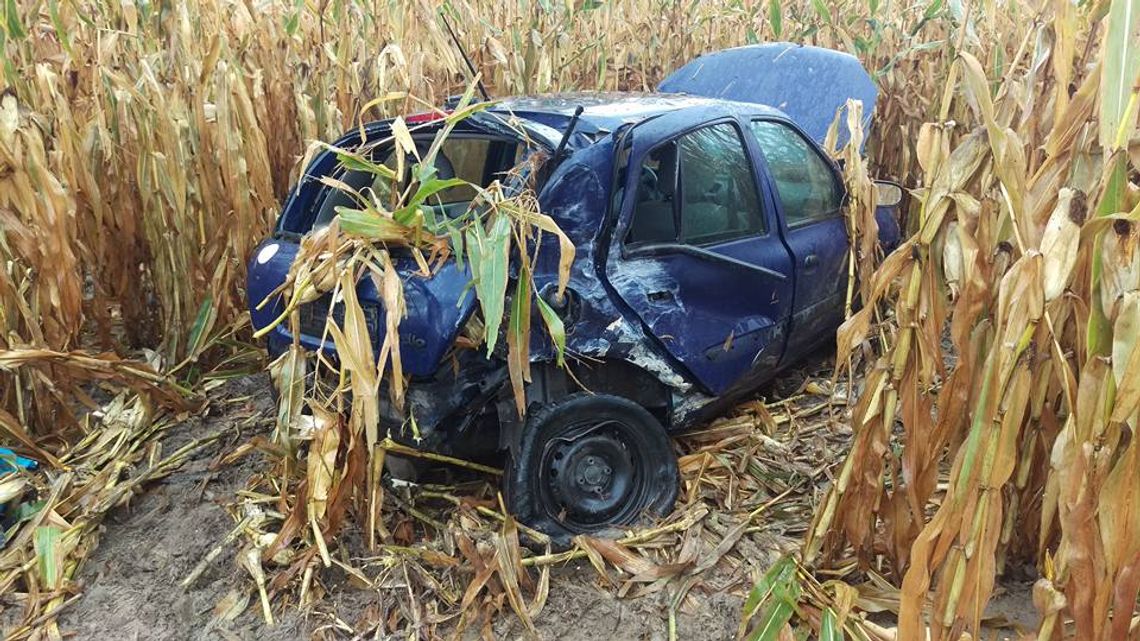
[747, 119, 849, 357]
[605, 113, 794, 395]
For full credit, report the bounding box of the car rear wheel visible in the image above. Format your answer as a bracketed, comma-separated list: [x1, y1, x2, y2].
[504, 394, 679, 546]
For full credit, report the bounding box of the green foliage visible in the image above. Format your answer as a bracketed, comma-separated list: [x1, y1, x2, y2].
[739, 556, 801, 641]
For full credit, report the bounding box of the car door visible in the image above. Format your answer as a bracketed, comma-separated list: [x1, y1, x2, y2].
[747, 118, 849, 357]
[605, 113, 794, 395]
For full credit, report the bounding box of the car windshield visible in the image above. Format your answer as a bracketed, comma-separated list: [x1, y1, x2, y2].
[311, 136, 528, 230]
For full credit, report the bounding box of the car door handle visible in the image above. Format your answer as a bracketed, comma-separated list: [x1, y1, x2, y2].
[647, 290, 674, 303]
[803, 254, 819, 269]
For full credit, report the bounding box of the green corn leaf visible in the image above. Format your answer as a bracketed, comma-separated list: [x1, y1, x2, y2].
[745, 600, 794, 641]
[467, 214, 512, 354]
[923, 0, 944, 20]
[1100, 0, 1140, 150]
[744, 566, 802, 641]
[408, 177, 468, 208]
[336, 207, 413, 242]
[447, 222, 466, 271]
[506, 265, 533, 416]
[394, 204, 431, 228]
[1089, 152, 1131, 356]
[186, 296, 215, 358]
[34, 526, 62, 590]
[819, 608, 843, 641]
[4, 0, 25, 41]
[741, 556, 798, 635]
[444, 99, 494, 125]
[768, 0, 782, 37]
[535, 293, 567, 366]
[812, 0, 831, 24]
[334, 150, 397, 180]
[284, 0, 304, 35]
[47, 0, 70, 54]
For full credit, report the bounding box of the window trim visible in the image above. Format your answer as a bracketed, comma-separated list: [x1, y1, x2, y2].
[621, 240, 789, 282]
[748, 117, 847, 230]
[621, 119, 770, 254]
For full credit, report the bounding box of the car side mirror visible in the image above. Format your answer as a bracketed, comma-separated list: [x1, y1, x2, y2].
[874, 181, 903, 208]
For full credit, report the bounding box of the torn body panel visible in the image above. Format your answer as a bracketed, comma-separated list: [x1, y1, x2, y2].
[527, 140, 694, 395]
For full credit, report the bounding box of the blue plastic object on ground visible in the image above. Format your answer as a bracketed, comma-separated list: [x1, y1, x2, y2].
[0, 448, 38, 474]
[1, 448, 38, 536]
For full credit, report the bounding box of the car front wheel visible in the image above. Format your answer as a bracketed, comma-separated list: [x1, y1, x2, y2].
[504, 393, 679, 546]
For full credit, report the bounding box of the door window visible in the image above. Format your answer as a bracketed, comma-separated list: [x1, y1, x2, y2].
[748, 120, 843, 227]
[626, 123, 764, 247]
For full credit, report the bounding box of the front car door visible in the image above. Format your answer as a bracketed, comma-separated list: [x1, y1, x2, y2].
[605, 112, 794, 395]
[747, 118, 849, 357]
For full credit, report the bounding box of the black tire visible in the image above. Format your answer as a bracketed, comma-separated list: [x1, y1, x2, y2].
[504, 394, 679, 546]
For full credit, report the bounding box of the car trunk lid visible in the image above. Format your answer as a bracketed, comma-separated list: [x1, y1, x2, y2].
[248, 237, 477, 378]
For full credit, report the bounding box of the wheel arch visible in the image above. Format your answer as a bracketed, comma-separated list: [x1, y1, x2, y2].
[498, 358, 676, 455]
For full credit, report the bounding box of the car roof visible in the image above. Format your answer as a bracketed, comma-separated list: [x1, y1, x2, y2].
[487, 91, 789, 139]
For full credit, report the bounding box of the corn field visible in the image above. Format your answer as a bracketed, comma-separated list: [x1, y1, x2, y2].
[1, 0, 1139, 639]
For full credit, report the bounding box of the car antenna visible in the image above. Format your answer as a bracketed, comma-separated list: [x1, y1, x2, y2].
[553, 105, 585, 161]
[439, 10, 490, 103]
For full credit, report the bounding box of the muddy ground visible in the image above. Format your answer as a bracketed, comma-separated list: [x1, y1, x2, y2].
[55, 374, 744, 641]
[51, 371, 1037, 640]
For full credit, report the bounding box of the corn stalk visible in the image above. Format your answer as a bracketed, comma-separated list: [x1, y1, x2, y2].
[804, 2, 1140, 639]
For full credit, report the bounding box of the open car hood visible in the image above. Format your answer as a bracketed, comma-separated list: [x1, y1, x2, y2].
[658, 43, 877, 150]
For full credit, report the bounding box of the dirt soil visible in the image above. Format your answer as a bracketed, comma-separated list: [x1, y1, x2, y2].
[54, 375, 745, 641]
[52, 369, 1038, 640]
[57, 375, 306, 641]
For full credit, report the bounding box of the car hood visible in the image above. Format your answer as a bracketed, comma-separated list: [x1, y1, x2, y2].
[658, 43, 877, 150]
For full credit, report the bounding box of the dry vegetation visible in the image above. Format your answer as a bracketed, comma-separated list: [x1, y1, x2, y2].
[2, 0, 1140, 639]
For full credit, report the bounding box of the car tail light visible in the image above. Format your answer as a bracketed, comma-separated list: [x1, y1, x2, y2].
[405, 111, 449, 125]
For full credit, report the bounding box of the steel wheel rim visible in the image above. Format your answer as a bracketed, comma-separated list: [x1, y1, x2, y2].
[537, 418, 650, 532]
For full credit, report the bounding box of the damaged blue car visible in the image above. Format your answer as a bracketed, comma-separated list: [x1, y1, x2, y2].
[247, 43, 902, 543]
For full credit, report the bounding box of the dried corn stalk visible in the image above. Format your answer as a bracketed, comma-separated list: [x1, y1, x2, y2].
[805, 2, 1140, 640]
[3, 0, 1140, 638]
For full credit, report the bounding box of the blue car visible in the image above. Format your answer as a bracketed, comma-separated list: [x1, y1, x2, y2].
[248, 44, 901, 543]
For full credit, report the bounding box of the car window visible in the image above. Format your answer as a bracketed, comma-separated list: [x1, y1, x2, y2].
[312, 138, 518, 229]
[626, 123, 764, 247]
[627, 141, 679, 245]
[748, 120, 843, 227]
[381, 138, 499, 204]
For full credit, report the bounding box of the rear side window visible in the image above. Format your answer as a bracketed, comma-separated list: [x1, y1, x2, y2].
[748, 120, 843, 227]
[626, 122, 764, 247]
